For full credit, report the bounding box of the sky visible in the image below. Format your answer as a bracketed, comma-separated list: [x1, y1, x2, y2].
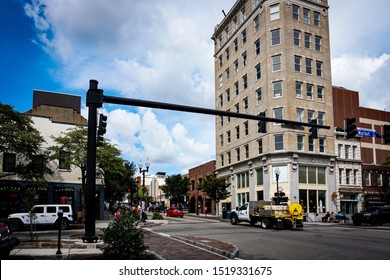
[1, 0, 390, 176]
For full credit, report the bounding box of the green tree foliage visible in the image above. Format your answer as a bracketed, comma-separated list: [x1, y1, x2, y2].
[0, 103, 52, 184]
[198, 176, 231, 215]
[162, 174, 190, 206]
[101, 214, 147, 259]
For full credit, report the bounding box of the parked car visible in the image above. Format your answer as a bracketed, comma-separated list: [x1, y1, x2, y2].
[0, 221, 20, 259]
[166, 207, 184, 218]
[148, 204, 165, 212]
[7, 204, 74, 231]
[352, 205, 390, 226]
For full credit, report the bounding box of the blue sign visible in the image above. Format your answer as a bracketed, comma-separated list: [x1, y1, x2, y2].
[358, 128, 376, 137]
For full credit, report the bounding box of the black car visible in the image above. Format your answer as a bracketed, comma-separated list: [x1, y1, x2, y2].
[352, 205, 390, 226]
[148, 204, 165, 212]
[0, 221, 20, 259]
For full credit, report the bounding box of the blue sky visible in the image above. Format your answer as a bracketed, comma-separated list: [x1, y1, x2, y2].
[1, 0, 390, 175]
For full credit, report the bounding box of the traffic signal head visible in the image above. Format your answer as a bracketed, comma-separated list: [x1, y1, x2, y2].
[258, 111, 267, 133]
[384, 124, 390, 144]
[346, 117, 358, 139]
[97, 114, 108, 146]
[309, 119, 318, 139]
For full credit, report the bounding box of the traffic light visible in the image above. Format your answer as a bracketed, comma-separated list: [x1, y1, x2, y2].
[258, 111, 267, 133]
[384, 125, 390, 144]
[309, 119, 318, 139]
[97, 114, 107, 146]
[345, 117, 358, 139]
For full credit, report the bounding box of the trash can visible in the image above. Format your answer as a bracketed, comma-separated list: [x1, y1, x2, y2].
[226, 210, 231, 220]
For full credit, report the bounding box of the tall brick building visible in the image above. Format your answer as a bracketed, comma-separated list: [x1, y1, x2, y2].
[212, 0, 336, 217]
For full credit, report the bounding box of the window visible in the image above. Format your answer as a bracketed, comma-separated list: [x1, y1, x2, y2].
[315, 36, 322, 51]
[307, 110, 314, 122]
[273, 81, 282, 98]
[294, 30, 301, 46]
[296, 81, 303, 97]
[318, 167, 326, 184]
[218, 35, 223, 48]
[345, 145, 350, 159]
[272, 55, 282, 72]
[339, 169, 343, 184]
[256, 88, 262, 103]
[303, 8, 310, 24]
[297, 135, 304, 151]
[242, 51, 247, 66]
[59, 151, 70, 170]
[235, 102, 240, 113]
[308, 166, 316, 183]
[227, 151, 231, 164]
[314, 11, 320, 27]
[293, 5, 299, 20]
[220, 116, 224, 127]
[338, 144, 342, 158]
[225, 68, 230, 81]
[241, 29, 247, 44]
[234, 38, 238, 52]
[242, 74, 248, 90]
[227, 130, 231, 143]
[244, 144, 249, 159]
[308, 136, 314, 152]
[255, 39, 261, 55]
[365, 172, 371, 186]
[234, 59, 239, 74]
[234, 81, 239, 95]
[219, 55, 223, 68]
[274, 134, 284, 151]
[236, 125, 240, 140]
[225, 48, 230, 60]
[304, 33, 311, 49]
[236, 148, 241, 162]
[220, 154, 224, 166]
[244, 121, 249, 136]
[295, 56, 302, 72]
[254, 15, 260, 32]
[3, 152, 16, 172]
[243, 97, 248, 111]
[270, 4, 280, 21]
[219, 75, 223, 87]
[226, 88, 231, 102]
[219, 94, 223, 107]
[220, 134, 224, 146]
[273, 107, 283, 122]
[257, 168, 263, 185]
[352, 146, 357, 159]
[299, 166, 307, 183]
[241, 6, 247, 22]
[254, 0, 260, 8]
[317, 86, 324, 101]
[271, 29, 281, 45]
[225, 27, 230, 41]
[319, 138, 325, 153]
[316, 60, 323, 77]
[255, 63, 261, 80]
[296, 108, 304, 122]
[307, 84, 313, 100]
[306, 58, 312, 74]
[233, 17, 238, 31]
[346, 169, 351, 185]
[258, 139, 263, 154]
[353, 170, 358, 185]
[318, 112, 325, 125]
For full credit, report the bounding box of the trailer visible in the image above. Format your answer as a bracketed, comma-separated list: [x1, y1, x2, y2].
[229, 200, 303, 229]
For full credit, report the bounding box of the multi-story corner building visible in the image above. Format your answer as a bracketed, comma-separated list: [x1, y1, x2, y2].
[0, 90, 106, 220]
[212, 0, 336, 217]
[188, 160, 216, 215]
[136, 172, 168, 207]
[333, 86, 390, 212]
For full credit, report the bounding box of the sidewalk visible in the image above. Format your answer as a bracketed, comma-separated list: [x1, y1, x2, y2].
[7, 214, 238, 260]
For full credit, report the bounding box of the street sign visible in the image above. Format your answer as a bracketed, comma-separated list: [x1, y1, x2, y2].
[358, 128, 376, 137]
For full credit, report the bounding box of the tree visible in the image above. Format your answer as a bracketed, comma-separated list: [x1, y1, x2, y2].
[162, 174, 189, 206]
[0, 103, 52, 184]
[197, 175, 231, 216]
[49, 126, 133, 220]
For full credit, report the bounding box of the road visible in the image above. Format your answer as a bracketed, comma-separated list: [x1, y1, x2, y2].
[12, 214, 390, 260]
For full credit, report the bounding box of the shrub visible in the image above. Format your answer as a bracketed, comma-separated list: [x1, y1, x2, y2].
[101, 213, 147, 259]
[152, 212, 164, 220]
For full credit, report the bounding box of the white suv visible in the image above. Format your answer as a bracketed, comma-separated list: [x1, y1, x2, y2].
[7, 204, 74, 231]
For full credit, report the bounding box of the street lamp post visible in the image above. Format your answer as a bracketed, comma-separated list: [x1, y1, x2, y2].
[138, 159, 150, 221]
[274, 168, 281, 205]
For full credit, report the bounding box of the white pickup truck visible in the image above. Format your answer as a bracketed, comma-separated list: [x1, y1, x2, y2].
[7, 204, 74, 231]
[229, 201, 303, 230]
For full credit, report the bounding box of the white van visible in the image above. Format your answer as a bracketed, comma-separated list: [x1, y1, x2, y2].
[7, 204, 74, 231]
